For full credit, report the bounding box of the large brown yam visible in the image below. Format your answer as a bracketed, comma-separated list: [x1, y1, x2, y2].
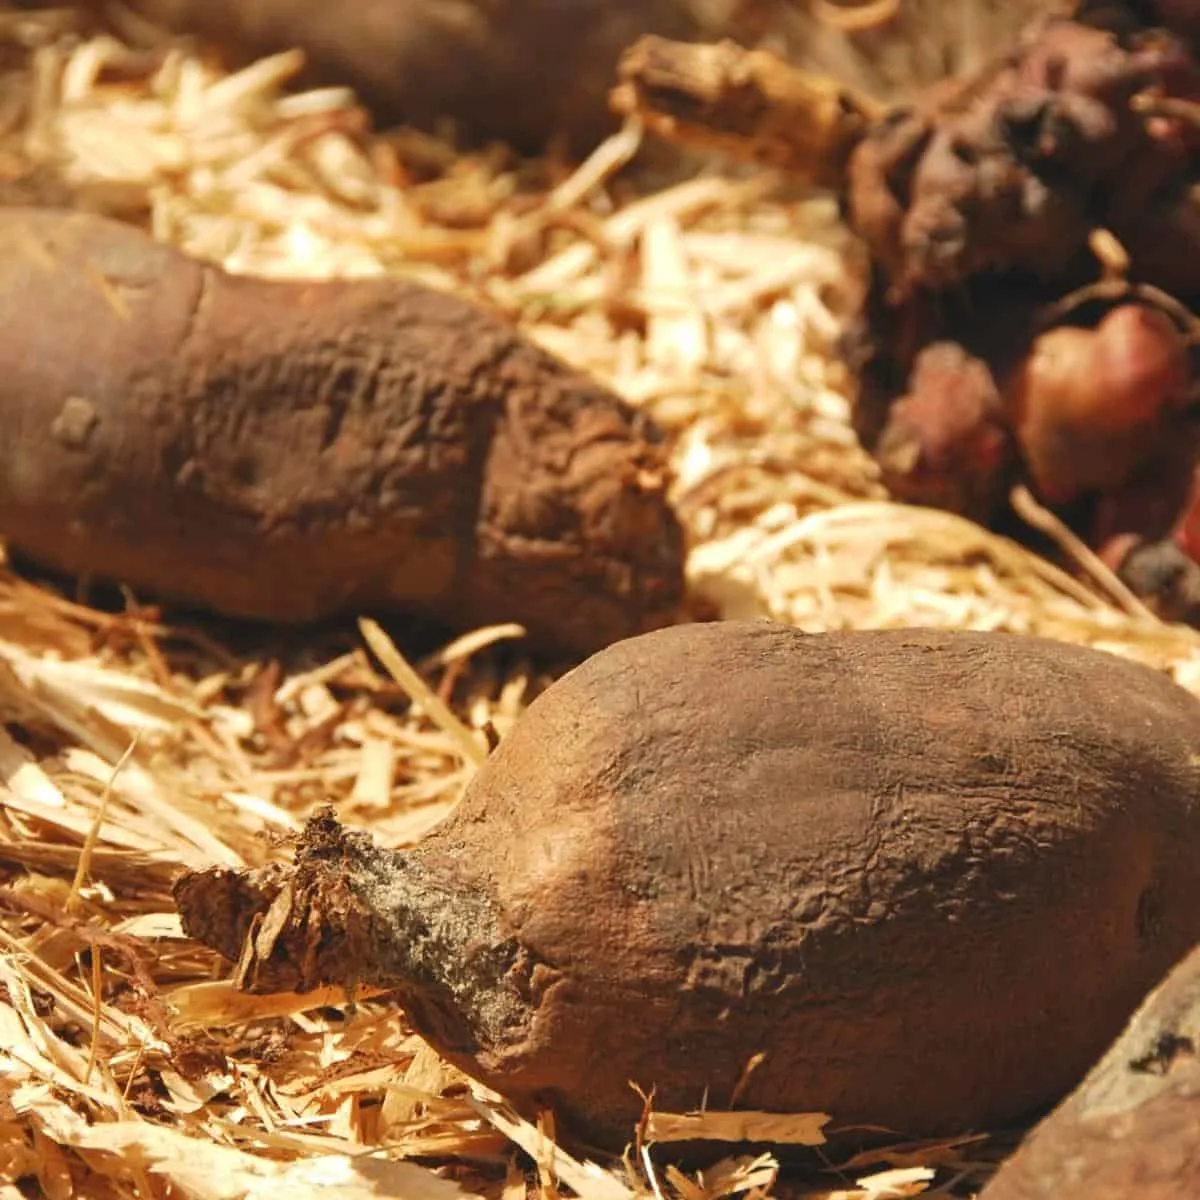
[175, 621, 1200, 1153]
[101, 0, 704, 151]
[0, 208, 684, 655]
[979, 942, 1200, 1200]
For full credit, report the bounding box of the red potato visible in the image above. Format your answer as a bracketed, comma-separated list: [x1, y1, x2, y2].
[175, 621, 1200, 1154]
[1004, 303, 1192, 504]
[874, 341, 1017, 519]
[0, 208, 684, 655]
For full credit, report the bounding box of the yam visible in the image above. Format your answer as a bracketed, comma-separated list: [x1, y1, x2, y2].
[99, 0, 706, 151]
[978, 942, 1200, 1200]
[0, 208, 684, 655]
[174, 620, 1200, 1153]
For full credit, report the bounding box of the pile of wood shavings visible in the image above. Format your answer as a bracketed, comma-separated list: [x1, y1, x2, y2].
[0, 6, 1198, 1200]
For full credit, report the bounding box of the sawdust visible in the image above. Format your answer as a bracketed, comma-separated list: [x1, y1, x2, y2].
[0, 4, 1195, 1199]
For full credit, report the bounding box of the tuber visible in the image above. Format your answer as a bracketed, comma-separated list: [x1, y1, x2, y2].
[1005, 303, 1193, 504]
[873, 340, 1017, 519]
[91, 0, 712, 152]
[978, 941, 1200, 1200]
[0, 208, 684, 656]
[175, 620, 1200, 1153]
[617, 8, 1200, 612]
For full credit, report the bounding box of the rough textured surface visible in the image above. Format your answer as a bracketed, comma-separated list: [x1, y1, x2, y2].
[175, 620, 1200, 1154]
[841, 6, 1200, 538]
[979, 942, 1200, 1200]
[843, 14, 1200, 299]
[840, 4, 1200, 517]
[0, 207, 684, 655]
[98, 0, 706, 151]
[831, 4, 1200, 624]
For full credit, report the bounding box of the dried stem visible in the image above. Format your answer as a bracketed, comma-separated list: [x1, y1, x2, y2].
[609, 35, 881, 186]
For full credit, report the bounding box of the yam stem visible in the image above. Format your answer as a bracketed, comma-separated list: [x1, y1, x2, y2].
[609, 35, 880, 186]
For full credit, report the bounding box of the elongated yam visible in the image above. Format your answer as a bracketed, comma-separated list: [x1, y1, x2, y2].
[175, 621, 1200, 1153]
[0, 208, 684, 655]
[103, 0, 703, 151]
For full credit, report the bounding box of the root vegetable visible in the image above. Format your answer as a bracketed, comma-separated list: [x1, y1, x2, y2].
[978, 942, 1200, 1200]
[95, 0, 706, 152]
[617, 9, 1200, 615]
[0, 208, 684, 655]
[837, 16, 1197, 297]
[174, 620, 1200, 1153]
[874, 341, 1016, 519]
[1005, 304, 1192, 504]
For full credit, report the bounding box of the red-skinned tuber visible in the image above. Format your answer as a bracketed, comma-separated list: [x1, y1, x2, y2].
[1005, 303, 1193, 504]
[175, 620, 1200, 1154]
[978, 941, 1200, 1200]
[874, 341, 1017, 519]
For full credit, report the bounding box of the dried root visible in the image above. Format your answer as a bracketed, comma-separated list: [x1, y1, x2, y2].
[611, 35, 881, 185]
[0, 208, 685, 656]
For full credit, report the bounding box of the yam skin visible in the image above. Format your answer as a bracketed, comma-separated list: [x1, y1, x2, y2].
[0, 208, 684, 655]
[175, 621, 1200, 1154]
[98, 0, 704, 152]
[978, 942, 1200, 1200]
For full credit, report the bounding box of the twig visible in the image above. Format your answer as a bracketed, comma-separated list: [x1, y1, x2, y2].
[1009, 485, 1159, 621]
[358, 618, 486, 767]
[66, 733, 140, 914]
[812, 0, 902, 34]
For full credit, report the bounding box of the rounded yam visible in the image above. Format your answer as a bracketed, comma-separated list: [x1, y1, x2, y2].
[177, 621, 1200, 1151]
